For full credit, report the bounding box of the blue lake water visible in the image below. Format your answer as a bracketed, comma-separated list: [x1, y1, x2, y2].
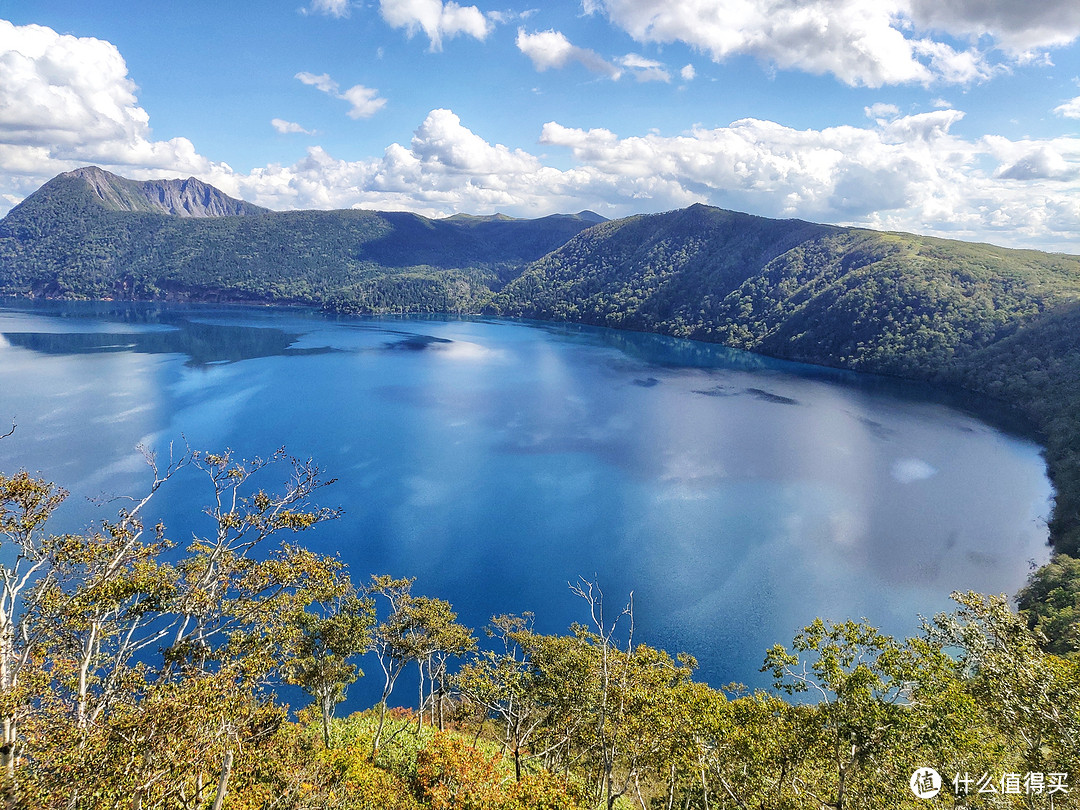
[0, 300, 1052, 699]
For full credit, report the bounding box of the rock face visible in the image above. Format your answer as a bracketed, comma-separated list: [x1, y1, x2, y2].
[66, 166, 267, 217]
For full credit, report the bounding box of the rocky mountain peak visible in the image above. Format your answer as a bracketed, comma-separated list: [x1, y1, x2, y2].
[65, 166, 267, 218]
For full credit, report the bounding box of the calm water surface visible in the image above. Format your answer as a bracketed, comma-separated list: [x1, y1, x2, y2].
[0, 300, 1052, 695]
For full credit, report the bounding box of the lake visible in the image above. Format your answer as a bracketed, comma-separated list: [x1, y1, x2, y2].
[0, 299, 1052, 697]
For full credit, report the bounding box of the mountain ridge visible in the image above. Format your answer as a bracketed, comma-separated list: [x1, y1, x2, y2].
[0, 167, 602, 308]
[62, 166, 269, 218]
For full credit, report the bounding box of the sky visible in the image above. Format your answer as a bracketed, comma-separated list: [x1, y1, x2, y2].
[3, 0, 1080, 251]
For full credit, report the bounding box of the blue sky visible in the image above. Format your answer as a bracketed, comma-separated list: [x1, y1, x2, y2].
[4, 0, 1080, 250]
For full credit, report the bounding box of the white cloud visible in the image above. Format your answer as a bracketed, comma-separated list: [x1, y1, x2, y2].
[7, 74, 1080, 252]
[995, 146, 1073, 181]
[379, 0, 492, 50]
[305, 0, 351, 17]
[1055, 96, 1080, 119]
[198, 108, 1080, 252]
[527, 109, 1080, 247]
[271, 118, 316, 135]
[619, 53, 670, 82]
[865, 103, 901, 121]
[583, 0, 1054, 87]
[516, 29, 622, 78]
[217, 109, 580, 217]
[880, 108, 965, 142]
[585, 0, 927, 86]
[0, 19, 222, 193]
[408, 108, 542, 175]
[680, 63, 696, 81]
[515, 31, 672, 82]
[295, 72, 387, 118]
[907, 0, 1080, 52]
[340, 85, 387, 119]
[911, 39, 992, 84]
[295, 71, 338, 94]
[3, 18, 1080, 254]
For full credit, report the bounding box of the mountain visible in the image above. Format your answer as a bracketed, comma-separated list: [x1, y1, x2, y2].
[62, 166, 267, 217]
[2, 169, 1080, 555]
[494, 203, 1080, 377]
[0, 167, 600, 309]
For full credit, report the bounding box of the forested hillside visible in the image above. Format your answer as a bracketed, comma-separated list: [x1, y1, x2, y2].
[0, 168, 600, 311]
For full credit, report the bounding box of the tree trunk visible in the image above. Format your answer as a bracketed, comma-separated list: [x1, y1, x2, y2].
[76, 622, 99, 729]
[417, 661, 425, 733]
[1, 624, 17, 810]
[1, 716, 15, 810]
[321, 692, 332, 748]
[210, 749, 234, 810]
[835, 744, 856, 810]
[372, 700, 388, 758]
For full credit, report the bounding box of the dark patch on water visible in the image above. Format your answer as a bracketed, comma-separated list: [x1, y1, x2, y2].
[745, 387, 800, 405]
[383, 334, 454, 351]
[852, 414, 894, 440]
[1, 320, 337, 366]
[965, 550, 1001, 568]
[693, 385, 736, 397]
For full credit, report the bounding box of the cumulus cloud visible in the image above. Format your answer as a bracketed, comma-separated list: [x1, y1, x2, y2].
[339, 85, 387, 119]
[584, 0, 929, 86]
[680, 63, 696, 81]
[219, 109, 584, 217]
[910, 39, 992, 84]
[907, 0, 1080, 52]
[1055, 96, 1080, 119]
[0, 19, 222, 194]
[271, 118, 316, 135]
[880, 108, 965, 142]
[379, 0, 491, 50]
[996, 149, 1072, 181]
[295, 72, 387, 118]
[583, 0, 1058, 87]
[987, 139, 1076, 181]
[4, 18, 1080, 253]
[408, 108, 542, 175]
[194, 108, 1080, 252]
[516, 29, 621, 78]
